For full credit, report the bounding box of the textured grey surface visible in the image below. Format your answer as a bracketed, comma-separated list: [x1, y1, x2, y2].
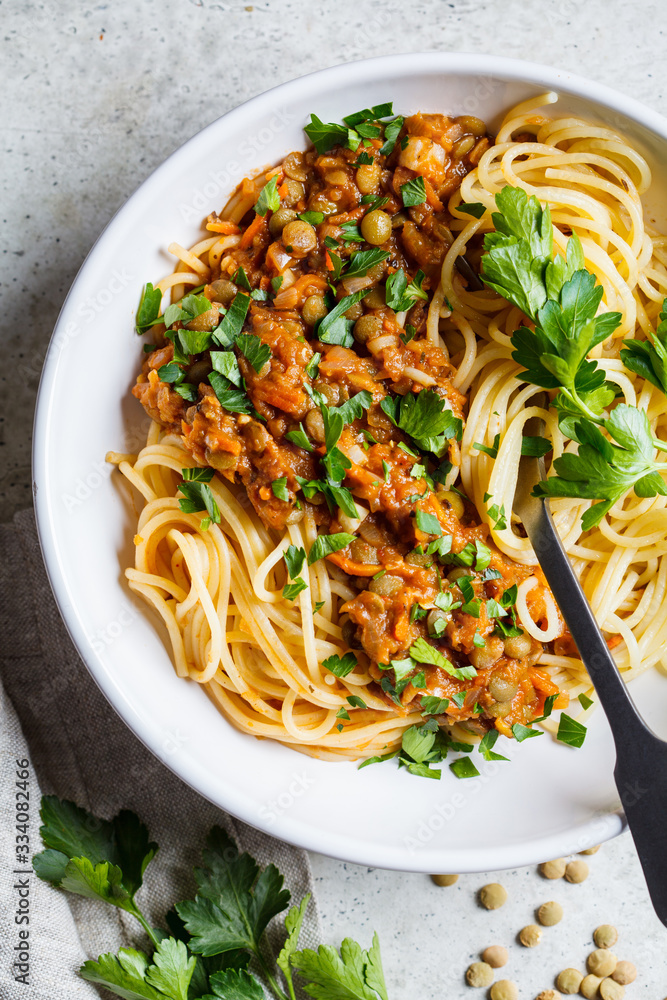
[3, 0, 667, 994]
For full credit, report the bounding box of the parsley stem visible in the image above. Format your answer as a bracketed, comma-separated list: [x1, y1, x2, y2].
[255, 946, 290, 1000]
[130, 903, 162, 949]
[651, 437, 667, 454]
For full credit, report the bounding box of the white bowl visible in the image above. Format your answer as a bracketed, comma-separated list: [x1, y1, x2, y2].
[33, 53, 667, 872]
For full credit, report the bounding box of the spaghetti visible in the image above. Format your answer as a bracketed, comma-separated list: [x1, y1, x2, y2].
[109, 94, 667, 759]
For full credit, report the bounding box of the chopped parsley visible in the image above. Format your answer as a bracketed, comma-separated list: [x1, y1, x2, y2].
[449, 757, 480, 779]
[385, 268, 428, 311]
[316, 289, 371, 348]
[177, 467, 220, 529]
[135, 282, 163, 332]
[381, 388, 462, 457]
[400, 175, 426, 207]
[414, 509, 442, 536]
[307, 532, 355, 566]
[236, 333, 271, 373]
[409, 636, 477, 681]
[322, 652, 358, 677]
[271, 477, 290, 502]
[254, 175, 280, 216]
[285, 424, 314, 451]
[212, 291, 251, 347]
[557, 713, 587, 748]
[458, 201, 487, 219]
[345, 248, 391, 279]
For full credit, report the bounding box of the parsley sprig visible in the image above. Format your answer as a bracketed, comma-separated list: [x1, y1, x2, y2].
[33, 795, 390, 1000]
[481, 186, 667, 529]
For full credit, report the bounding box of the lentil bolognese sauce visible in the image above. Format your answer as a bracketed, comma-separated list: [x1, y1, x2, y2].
[111, 93, 667, 770]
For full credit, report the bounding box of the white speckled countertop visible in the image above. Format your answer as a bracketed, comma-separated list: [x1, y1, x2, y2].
[3, 0, 667, 994]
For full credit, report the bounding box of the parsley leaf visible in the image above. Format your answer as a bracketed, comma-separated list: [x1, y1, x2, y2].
[304, 114, 356, 154]
[33, 797, 158, 912]
[285, 424, 314, 451]
[212, 292, 251, 348]
[534, 405, 667, 530]
[345, 249, 391, 279]
[277, 895, 310, 1000]
[473, 433, 499, 459]
[284, 545, 306, 579]
[458, 202, 487, 219]
[175, 826, 290, 957]
[420, 695, 450, 715]
[380, 388, 462, 457]
[203, 968, 265, 999]
[478, 729, 509, 762]
[317, 289, 371, 348]
[300, 211, 325, 226]
[379, 116, 404, 155]
[511, 723, 543, 742]
[80, 939, 196, 1000]
[521, 434, 552, 457]
[236, 333, 271, 373]
[332, 390, 373, 425]
[409, 636, 477, 681]
[209, 372, 252, 415]
[414, 509, 442, 536]
[400, 175, 426, 207]
[254, 175, 280, 216]
[307, 532, 356, 565]
[557, 713, 587, 748]
[135, 282, 163, 332]
[322, 652, 358, 677]
[578, 692, 594, 711]
[178, 471, 221, 526]
[211, 350, 243, 387]
[384, 268, 428, 311]
[292, 932, 388, 1000]
[272, 478, 290, 502]
[449, 757, 480, 779]
[283, 580, 308, 601]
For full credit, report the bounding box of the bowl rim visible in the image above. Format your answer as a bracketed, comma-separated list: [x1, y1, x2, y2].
[34, 50, 667, 871]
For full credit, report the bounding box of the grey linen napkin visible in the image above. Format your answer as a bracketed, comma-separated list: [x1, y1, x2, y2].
[0, 508, 321, 1000]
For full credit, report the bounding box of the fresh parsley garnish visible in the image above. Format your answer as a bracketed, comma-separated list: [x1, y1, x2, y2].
[420, 695, 449, 715]
[135, 282, 163, 332]
[449, 757, 480, 779]
[322, 652, 358, 677]
[254, 175, 281, 216]
[557, 712, 588, 748]
[385, 268, 428, 311]
[211, 349, 242, 386]
[307, 532, 355, 565]
[400, 175, 426, 207]
[414, 509, 442, 536]
[208, 371, 252, 415]
[409, 636, 477, 681]
[212, 291, 251, 348]
[178, 467, 221, 527]
[345, 248, 391, 279]
[272, 478, 290, 502]
[163, 293, 212, 331]
[285, 424, 314, 451]
[480, 185, 667, 529]
[380, 388, 462, 457]
[458, 202, 486, 219]
[316, 289, 371, 347]
[236, 333, 272, 373]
